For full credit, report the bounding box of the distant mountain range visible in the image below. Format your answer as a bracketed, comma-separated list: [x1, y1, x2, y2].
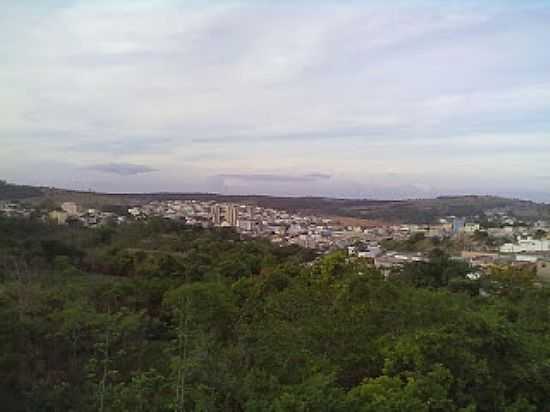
[1, 180, 549, 224]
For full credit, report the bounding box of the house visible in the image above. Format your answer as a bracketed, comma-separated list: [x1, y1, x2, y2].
[463, 223, 481, 233]
[500, 237, 550, 253]
[49, 210, 68, 225]
[61, 202, 80, 216]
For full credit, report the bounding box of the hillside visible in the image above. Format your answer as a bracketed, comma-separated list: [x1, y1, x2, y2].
[0, 180, 44, 201]
[339, 195, 550, 223]
[2, 181, 549, 223]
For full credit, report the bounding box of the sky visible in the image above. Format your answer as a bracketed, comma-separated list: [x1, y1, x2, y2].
[1, 0, 550, 201]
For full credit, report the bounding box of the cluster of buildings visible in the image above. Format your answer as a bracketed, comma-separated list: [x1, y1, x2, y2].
[127, 201, 502, 253]
[457, 214, 550, 280]
[2, 198, 549, 280]
[128, 199, 371, 250]
[127, 199, 550, 280]
[0, 201, 126, 227]
[0, 201, 33, 219]
[500, 238, 550, 254]
[48, 202, 128, 227]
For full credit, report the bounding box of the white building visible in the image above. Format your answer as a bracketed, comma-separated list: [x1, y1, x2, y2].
[61, 202, 79, 216]
[463, 223, 481, 233]
[358, 247, 382, 259]
[128, 207, 141, 217]
[515, 255, 539, 263]
[500, 237, 550, 253]
[288, 224, 305, 236]
[238, 220, 254, 232]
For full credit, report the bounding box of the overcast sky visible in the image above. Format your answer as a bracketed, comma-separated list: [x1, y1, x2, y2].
[1, 0, 549, 200]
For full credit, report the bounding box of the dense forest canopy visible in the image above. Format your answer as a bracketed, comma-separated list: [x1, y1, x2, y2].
[0, 216, 549, 411]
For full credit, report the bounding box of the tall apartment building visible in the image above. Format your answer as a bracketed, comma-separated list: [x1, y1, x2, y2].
[211, 204, 239, 227]
[211, 204, 224, 226]
[227, 205, 239, 226]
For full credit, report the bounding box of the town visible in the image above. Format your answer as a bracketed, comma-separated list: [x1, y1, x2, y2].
[2, 198, 549, 281]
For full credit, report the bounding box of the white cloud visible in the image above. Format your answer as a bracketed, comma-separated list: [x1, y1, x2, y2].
[1, 1, 549, 200]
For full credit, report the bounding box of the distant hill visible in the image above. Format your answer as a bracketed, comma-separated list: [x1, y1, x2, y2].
[0, 180, 44, 201]
[2, 181, 549, 223]
[337, 195, 550, 224]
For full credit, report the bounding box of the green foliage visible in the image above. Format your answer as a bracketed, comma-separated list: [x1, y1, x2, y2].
[346, 365, 456, 412]
[486, 265, 537, 291]
[381, 233, 460, 254]
[0, 180, 43, 200]
[398, 249, 472, 288]
[0, 217, 549, 411]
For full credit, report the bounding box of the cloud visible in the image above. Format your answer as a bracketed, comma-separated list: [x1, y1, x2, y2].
[68, 137, 175, 155]
[86, 163, 158, 176]
[191, 124, 405, 144]
[304, 173, 331, 180]
[216, 173, 332, 183]
[1, 1, 550, 200]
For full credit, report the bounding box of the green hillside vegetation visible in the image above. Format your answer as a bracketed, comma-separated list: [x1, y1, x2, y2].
[344, 195, 550, 223]
[380, 231, 506, 254]
[2, 181, 549, 223]
[1, 216, 549, 411]
[0, 180, 43, 201]
[381, 233, 462, 254]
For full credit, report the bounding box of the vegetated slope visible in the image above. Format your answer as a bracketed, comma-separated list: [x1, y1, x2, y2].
[1, 217, 549, 411]
[0, 180, 44, 201]
[340, 195, 550, 223]
[120, 193, 546, 223]
[3, 181, 549, 223]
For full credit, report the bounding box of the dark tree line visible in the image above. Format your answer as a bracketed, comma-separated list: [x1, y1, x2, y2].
[0, 181, 43, 200]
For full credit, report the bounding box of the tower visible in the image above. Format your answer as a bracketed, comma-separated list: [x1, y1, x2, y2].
[227, 205, 239, 226]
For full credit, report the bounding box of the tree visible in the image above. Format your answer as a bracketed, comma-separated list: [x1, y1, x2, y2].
[399, 249, 471, 288]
